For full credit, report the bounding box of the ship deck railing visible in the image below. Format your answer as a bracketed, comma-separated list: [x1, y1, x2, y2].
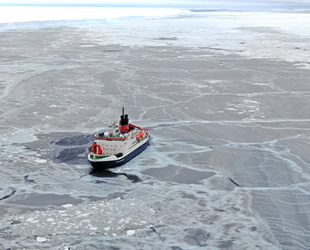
[94, 136, 127, 141]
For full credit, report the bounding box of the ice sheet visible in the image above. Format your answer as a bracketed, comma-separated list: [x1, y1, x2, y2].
[1, 10, 310, 249]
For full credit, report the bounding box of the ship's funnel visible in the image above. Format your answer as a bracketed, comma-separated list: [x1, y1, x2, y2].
[120, 106, 129, 132]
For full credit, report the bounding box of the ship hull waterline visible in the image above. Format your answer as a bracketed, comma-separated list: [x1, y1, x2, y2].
[88, 137, 150, 170]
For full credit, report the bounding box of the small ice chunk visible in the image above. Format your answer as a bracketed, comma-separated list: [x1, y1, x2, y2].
[62, 204, 73, 208]
[34, 159, 47, 163]
[78, 213, 89, 217]
[127, 230, 135, 235]
[26, 218, 39, 223]
[36, 236, 47, 243]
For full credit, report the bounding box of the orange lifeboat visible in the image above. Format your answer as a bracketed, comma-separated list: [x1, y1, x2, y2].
[136, 131, 144, 140]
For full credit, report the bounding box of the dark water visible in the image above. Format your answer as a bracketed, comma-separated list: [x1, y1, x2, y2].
[1, 10, 310, 249]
